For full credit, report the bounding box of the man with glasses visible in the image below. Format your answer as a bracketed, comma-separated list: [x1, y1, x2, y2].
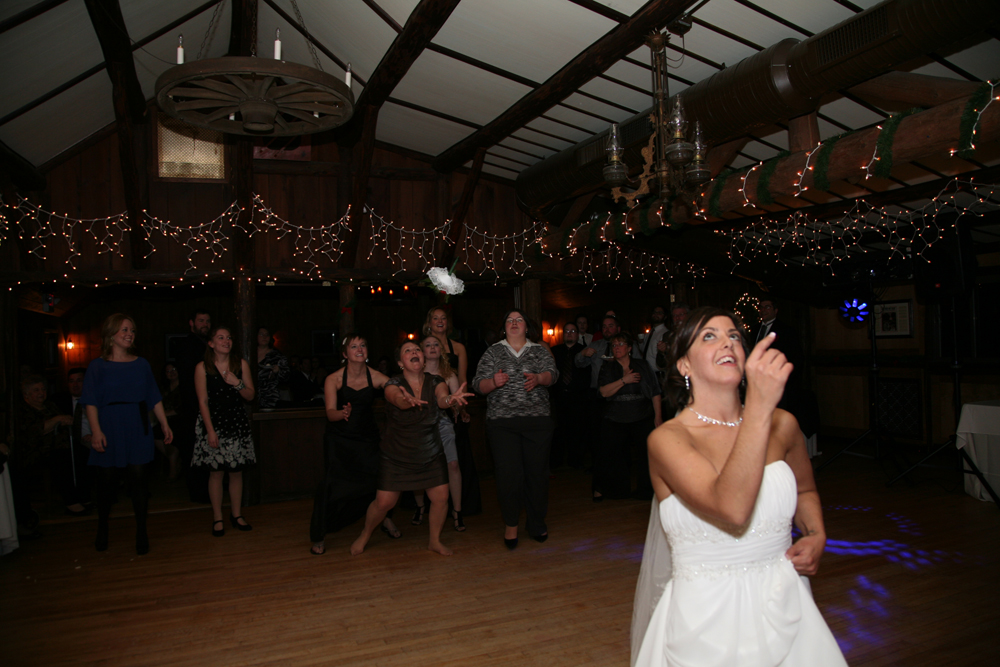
[551, 323, 589, 469]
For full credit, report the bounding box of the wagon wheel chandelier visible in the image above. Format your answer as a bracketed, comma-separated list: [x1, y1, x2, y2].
[155, 0, 354, 137]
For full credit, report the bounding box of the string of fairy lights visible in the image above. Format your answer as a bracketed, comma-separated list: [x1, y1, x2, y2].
[367, 205, 451, 276]
[237, 194, 350, 278]
[578, 242, 707, 289]
[462, 220, 547, 283]
[717, 178, 1000, 274]
[0, 196, 568, 284]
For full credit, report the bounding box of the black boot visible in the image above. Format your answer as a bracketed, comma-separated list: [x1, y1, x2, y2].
[129, 464, 151, 555]
[93, 466, 114, 551]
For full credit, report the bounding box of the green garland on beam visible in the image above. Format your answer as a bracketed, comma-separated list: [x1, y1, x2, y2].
[755, 151, 791, 205]
[609, 212, 627, 242]
[708, 170, 734, 218]
[637, 203, 654, 236]
[813, 133, 845, 191]
[873, 107, 921, 178]
[957, 81, 993, 159]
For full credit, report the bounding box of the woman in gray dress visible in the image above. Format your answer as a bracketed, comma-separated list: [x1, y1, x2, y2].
[350, 341, 471, 557]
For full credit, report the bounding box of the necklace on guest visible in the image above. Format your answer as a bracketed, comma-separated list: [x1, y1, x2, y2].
[688, 406, 743, 427]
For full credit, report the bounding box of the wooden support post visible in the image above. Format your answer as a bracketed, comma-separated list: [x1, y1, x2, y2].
[788, 112, 820, 154]
[234, 274, 258, 505]
[83, 0, 151, 269]
[521, 279, 542, 335]
[340, 105, 379, 269]
[339, 283, 356, 336]
[440, 147, 485, 267]
[229, 0, 256, 276]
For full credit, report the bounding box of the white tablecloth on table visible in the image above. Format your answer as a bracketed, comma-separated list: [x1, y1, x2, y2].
[0, 466, 19, 556]
[956, 400, 1000, 503]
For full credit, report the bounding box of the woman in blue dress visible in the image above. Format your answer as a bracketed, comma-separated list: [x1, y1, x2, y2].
[82, 313, 173, 555]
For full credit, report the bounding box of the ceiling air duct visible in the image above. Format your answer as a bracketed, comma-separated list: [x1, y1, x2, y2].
[515, 0, 999, 216]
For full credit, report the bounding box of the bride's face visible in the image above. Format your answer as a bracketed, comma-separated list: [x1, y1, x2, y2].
[677, 315, 744, 387]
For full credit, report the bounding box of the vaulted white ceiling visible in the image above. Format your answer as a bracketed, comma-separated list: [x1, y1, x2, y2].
[1, 0, 998, 181]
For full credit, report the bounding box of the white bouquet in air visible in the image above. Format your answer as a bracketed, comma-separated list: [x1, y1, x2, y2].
[427, 262, 464, 296]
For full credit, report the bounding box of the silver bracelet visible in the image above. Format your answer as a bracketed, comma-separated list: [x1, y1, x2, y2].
[235, 380, 245, 391]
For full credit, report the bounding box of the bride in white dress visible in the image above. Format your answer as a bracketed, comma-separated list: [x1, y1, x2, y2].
[632, 307, 846, 667]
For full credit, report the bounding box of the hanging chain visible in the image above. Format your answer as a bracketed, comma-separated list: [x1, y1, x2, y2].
[197, 0, 228, 60]
[250, 0, 257, 57]
[290, 0, 323, 71]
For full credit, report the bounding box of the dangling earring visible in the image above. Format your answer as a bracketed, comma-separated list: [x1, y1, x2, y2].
[741, 375, 746, 388]
[684, 375, 691, 391]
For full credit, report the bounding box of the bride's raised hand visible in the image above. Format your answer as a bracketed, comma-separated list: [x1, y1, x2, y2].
[744, 332, 792, 412]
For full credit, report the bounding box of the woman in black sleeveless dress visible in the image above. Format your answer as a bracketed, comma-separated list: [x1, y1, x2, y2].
[309, 334, 393, 555]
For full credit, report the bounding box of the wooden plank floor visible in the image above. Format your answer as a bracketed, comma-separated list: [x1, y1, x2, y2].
[3, 443, 998, 666]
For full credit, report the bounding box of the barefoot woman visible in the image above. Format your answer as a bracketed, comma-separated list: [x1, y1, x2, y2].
[351, 342, 471, 556]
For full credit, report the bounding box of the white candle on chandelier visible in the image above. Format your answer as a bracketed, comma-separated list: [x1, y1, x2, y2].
[274, 29, 281, 60]
[345, 63, 352, 88]
[177, 35, 184, 64]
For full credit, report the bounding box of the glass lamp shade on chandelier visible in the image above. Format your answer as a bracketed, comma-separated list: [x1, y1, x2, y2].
[603, 31, 710, 207]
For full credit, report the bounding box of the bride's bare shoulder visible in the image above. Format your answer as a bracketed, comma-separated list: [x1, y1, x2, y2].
[648, 418, 695, 453]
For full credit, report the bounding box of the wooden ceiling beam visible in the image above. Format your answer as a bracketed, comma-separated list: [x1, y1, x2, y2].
[538, 91, 1000, 251]
[440, 147, 486, 267]
[83, 0, 151, 269]
[0, 140, 45, 192]
[0, 0, 71, 35]
[358, 0, 460, 109]
[431, 0, 698, 174]
[332, 0, 460, 148]
[846, 71, 984, 112]
[340, 104, 380, 269]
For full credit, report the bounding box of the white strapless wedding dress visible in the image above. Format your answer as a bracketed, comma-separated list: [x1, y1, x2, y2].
[633, 461, 847, 667]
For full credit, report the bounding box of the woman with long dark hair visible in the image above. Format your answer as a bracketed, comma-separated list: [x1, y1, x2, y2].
[191, 326, 255, 537]
[309, 334, 397, 555]
[472, 310, 557, 549]
[631, 307, 844, 666]
[81, 313, 173, 554]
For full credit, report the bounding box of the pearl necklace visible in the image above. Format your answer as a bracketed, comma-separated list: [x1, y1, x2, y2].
[688, 407, 743, 427]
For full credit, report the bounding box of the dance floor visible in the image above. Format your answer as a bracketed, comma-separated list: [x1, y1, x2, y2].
[3, 441, 998, 666]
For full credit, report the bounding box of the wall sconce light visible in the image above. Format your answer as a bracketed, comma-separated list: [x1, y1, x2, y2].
[546, 328, 555, 337]
[407, 333, 415, 340]
[66, 338, 75, 350]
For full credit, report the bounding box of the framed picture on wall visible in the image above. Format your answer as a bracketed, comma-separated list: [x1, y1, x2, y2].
[874, 300, 913, 338]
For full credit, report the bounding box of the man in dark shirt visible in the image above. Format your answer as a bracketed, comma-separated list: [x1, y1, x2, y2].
[755, 298, 804, 421]
[175, 309, 211, 502]
[550, 323, 590, 469]
[51, 367, 92, 511]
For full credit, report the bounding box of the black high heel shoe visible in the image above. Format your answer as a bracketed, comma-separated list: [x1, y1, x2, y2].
[411, 505, 426, 525]
[453, 509, 466, 532]
[230, 515, 252, 532]
[504, 536, 518, 550]
[212, 520, 225, 537]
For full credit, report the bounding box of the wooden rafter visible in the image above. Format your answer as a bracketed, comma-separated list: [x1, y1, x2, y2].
[356, 0, 461, 110]
[83, 0, 151, 270]
[431, 0, 699, 174]
[847, 71, 984, 112]
[440, 147, 486, 267]
[336, 0, 461, 268]
[538, 91, 1000, 251]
